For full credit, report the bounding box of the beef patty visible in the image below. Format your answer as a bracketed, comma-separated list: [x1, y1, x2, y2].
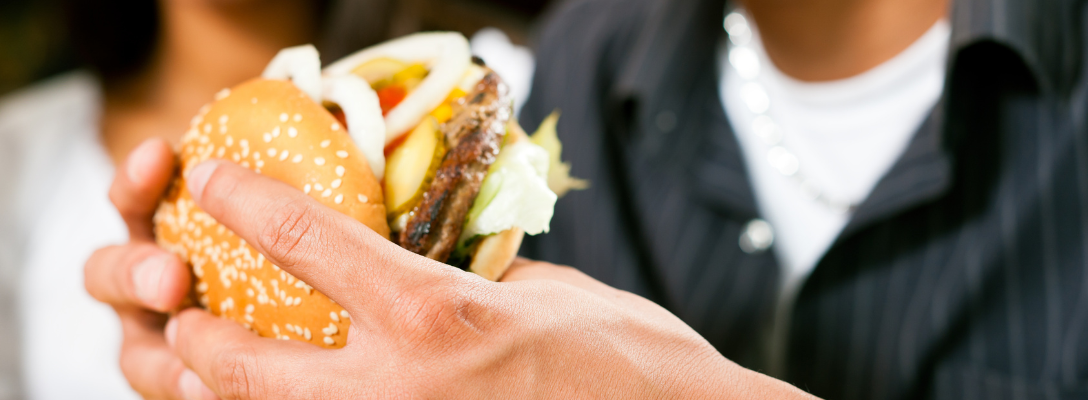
[397, 70, 511, 263]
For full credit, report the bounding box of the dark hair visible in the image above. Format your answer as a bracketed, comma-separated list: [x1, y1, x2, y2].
[62, 0, 393, 84]
[62, 0, 160, 83]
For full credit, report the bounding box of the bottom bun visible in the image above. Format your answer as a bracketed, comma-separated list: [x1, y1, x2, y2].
[468, 228, 524, 281]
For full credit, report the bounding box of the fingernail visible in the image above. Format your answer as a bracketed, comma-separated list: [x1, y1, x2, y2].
[126, 139, 161, 185]
[186, 160, 220, 203]
[133, 253, 168, 309]
[179, 369, 219, 400]
[165, 317, 178, 348]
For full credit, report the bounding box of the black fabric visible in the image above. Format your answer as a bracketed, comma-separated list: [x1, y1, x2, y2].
[519, 0, 1088, 398]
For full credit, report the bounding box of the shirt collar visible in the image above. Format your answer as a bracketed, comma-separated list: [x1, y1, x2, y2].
[613, 0, 1081, 103]
[949, 0, 1082, 95]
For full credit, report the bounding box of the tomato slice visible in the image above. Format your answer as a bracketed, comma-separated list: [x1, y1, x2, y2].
[377, 85, 407, 116]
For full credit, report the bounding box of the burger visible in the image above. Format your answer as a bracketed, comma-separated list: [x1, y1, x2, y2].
[153, 33, 585, 348]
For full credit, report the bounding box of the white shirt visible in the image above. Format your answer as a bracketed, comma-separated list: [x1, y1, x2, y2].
[0, 72, 140, 400]
[718, 13, 950, 372]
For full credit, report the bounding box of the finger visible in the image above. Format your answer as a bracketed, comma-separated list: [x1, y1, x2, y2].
[167, 308, 318, 400]
[185, 160, 463, 316]
[85, 243, 191, 312]
[115, 308, 217, 400]
[110, 138, 177, 240]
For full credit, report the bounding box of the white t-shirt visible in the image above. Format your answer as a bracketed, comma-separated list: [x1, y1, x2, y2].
[0, 72, 140, 399]
[718, 13, 950, 372]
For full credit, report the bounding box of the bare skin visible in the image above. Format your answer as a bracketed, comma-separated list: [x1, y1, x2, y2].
[86, 0, 950, 398]
[100, 0, 317, 165]
[739, 0, 948, 81]
[87, 145, 818, 399]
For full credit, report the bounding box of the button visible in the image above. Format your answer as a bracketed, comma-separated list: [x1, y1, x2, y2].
[739, 219, 774, 254]
[655, 110, 677, 132]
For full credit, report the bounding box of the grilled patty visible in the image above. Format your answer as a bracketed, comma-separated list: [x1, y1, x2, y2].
[398, 71, 511, 262]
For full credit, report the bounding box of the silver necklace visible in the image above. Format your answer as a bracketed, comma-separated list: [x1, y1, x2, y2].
[724, 11, 858, 214]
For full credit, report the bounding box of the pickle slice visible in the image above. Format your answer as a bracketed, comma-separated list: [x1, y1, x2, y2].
[384, 117, 445, 219]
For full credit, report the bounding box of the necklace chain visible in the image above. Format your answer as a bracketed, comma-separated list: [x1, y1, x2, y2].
[724, 11, 858, 214]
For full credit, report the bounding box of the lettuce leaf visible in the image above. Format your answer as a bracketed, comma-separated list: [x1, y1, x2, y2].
[529, 111, 589, 197]
[459, 140, 556, 245]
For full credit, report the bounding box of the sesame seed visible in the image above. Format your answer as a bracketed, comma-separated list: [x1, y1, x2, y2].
[279, 150, 289, 161]
[267, 148, 277, 157]
[279, 113, 289, 122]
[323, 337, 334, 345]
[288, 127, 298, 137]
[320, 139, 331, 148]
[247, 288, 254, 297]
[203, 123, 212, 133]
[336, 166, 345, 176]
[293, 113, 302, 122]
[304, 328, 312, 340]
[322, 189, 332, 198]
[331, 179, 342, 189]
[256, 160, 265, 168]
[215, 88, 231, 100]
[314, 183, 324, 191]
[240, 139, 249, 148]
[225, 136, 233, 147]
[241, 161, 250, 168]
[292, 154, 303, 163]
[263, 133, 272, 143]
[322, 323, 338, 335]
[314, 157, 326, 166]
[331, 122, 341, 131]
[245, 304, 255, 314]
[304, 184, 312, 194]
[357, 194, 368, 203]
[272, 126, 281, 137]
[219, 125, 228, 134]
[335, 194, 343, 204]
[196, 282, 209, 293]
[330, 312, 340, 322]
[341, 310, 350, 319]
[217, 148, 225, 157]
[219, 115, 229, 125]
[336, 150, 349, 158]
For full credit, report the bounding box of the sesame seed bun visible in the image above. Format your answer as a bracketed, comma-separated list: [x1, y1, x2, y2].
[468, 228, 524, 281]
[153, 78, 388, 348]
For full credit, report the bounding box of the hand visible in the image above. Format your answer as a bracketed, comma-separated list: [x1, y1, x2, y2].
[159, 159, 816, 399]
[84, 139, 220, 400]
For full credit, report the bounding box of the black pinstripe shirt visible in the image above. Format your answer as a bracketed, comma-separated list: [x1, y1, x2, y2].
[519, 0, 1088, 398]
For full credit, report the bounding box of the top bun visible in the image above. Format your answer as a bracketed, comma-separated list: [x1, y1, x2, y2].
[154, 79, 389, 348]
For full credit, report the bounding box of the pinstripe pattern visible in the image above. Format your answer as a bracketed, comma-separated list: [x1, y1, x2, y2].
[520, 0, 1088, 398]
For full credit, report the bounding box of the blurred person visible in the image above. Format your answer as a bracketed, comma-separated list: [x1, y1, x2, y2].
[0, 0, 393, 398]
[81, 0, 1088, 399]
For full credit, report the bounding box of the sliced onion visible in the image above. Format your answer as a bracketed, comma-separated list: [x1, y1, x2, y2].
[323, 75, 386, 179]
[324, 32, 471, 145]
[262, 44, 323, 103]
